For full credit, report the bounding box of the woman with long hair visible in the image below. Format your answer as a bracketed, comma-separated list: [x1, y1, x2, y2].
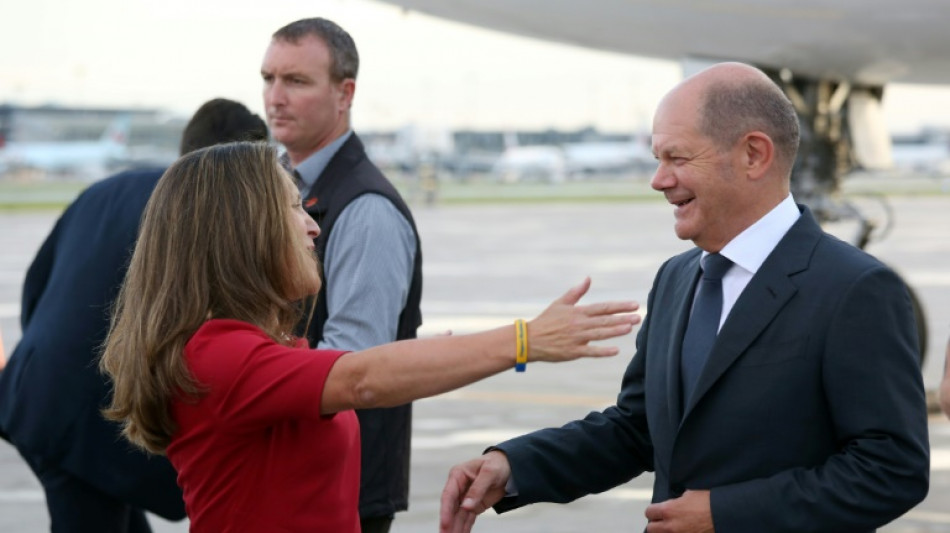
[100, 141, 639, 532]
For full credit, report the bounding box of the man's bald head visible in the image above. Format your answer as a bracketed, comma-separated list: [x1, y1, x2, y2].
[665, 62, 800, 177]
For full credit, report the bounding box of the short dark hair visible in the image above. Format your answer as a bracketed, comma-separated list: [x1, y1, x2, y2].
[179, 98, 269, 155]
[699, 76, 800, 171]
[272, 17, 359, 82]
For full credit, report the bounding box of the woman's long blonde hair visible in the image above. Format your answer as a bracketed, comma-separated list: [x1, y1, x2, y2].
[100, 142, 316, 454]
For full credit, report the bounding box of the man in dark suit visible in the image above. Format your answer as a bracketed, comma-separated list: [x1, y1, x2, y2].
[0, 98, 268, 533]
[261, 18, 423, 533]
[440, 63, 929, 533]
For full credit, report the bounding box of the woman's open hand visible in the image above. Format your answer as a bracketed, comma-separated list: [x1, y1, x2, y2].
[526, 277, 640, 363]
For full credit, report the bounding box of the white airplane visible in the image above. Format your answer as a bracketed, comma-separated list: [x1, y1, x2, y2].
[563, 140, 656, 176]
[0, 115, 130, 178]
[494, 141, 656, 182]
[487, 131, 561, 183]
[492, 129, 656, 182]
[366, 123, 455, 171]
[376, 1, 950, 84]
[890, 131, 950, 174]
[375, 0, 949, 195]
[493, 144, 567, 184]
[373, 0, 940, 358]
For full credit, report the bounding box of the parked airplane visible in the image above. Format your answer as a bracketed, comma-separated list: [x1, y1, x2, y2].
[376, 0, 949, 195]
[494, 140, 656, 182]
[0, 115, 130, 178]
[890, 131, 950, 175]
[490, 132, 564, 183]
[366, 123, 455, 172]
[493, 145, 566, 183]
[376, 0, 940, 361]
[563, 140, 656, 176]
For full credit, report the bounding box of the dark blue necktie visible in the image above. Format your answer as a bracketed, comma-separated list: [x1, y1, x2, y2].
[278, 152, 293, 172]
[681, 253, 733, 403]
[279, 153, 306, 192]
[292, 169, 306, 194]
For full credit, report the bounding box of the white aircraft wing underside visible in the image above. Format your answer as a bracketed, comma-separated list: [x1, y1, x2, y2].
[377, 0, 950, 86]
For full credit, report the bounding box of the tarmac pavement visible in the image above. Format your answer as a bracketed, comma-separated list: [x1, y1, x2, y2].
[1, 191, 949, 532]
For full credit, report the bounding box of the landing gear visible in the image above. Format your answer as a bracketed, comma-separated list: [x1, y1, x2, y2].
[764, 68, 929, 367]
[765, 68, 861, 219]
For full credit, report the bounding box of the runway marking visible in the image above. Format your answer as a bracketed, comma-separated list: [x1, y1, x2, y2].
[418, 309, 647, 336]
[0, 489, 43, 503]
[931, 447, 950, 471]
[902, 509, 950, 525]
[419, 317, 519, 335]
[0, 303, 18, 319]
[596, 488, 652, 501]
[436, 389, 613, 408]
[907, 271, 950, 288]
[413, 428, 532, 450]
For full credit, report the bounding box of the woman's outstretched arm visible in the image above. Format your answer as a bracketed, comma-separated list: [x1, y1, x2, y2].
[321, 277, 640, 414]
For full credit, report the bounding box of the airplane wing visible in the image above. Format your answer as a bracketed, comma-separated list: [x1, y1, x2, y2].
[375, 0, 950, 86]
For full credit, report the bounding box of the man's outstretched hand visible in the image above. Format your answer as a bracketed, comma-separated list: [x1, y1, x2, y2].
[439, 450, 511, 533]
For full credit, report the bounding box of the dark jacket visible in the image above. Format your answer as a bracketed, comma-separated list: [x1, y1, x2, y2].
[495, 207, 929, 532]
[0, 168, 186, 520]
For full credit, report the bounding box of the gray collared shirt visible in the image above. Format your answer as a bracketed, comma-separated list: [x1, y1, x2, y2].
[288, 132, 417, 352]
[292, 130, 353, 193]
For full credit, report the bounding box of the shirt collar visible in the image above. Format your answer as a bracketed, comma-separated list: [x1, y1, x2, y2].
[716, 194, 800, 275]
[287, 130, 353, 192]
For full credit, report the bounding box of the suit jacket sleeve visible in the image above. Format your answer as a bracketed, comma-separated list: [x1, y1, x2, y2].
[710, 265, 930, 531]
[492, 263, 667, 512]
[20, 208, 69, 328]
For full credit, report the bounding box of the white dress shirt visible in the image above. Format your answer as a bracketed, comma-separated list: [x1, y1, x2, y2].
[704, 194, 801, 330]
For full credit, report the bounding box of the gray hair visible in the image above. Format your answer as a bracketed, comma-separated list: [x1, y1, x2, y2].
[699, 76, 800, 172]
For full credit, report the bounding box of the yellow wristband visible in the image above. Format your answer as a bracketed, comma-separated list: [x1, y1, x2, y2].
[514, 319, 528, 372]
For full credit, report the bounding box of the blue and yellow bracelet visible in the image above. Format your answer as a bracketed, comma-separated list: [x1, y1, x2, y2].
[514, 319, 528, 372]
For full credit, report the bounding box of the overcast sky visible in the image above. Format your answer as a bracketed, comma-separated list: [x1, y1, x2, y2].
[3, 0, 950, 134]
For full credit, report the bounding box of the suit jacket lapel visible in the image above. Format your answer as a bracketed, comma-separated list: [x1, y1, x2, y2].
[682, 207, 820, 419]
